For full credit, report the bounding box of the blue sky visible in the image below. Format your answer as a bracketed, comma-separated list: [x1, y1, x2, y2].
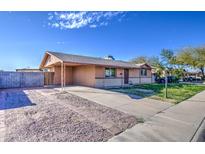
[0, 11, 205, 71]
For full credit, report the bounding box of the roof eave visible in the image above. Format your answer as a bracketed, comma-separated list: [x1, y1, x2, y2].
[39, 51, 63, 69]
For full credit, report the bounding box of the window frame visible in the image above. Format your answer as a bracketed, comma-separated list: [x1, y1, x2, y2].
[105, 68, 116, 78]
[140, 68, 147, 76]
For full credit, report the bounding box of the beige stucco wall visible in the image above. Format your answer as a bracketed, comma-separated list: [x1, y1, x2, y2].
[147, 69, 152, 77]
[95, 67, 125, 78]
[95, 67, 151, 79]
[52, 66, 73, 85]
[129, 69, 140, 77]
[97, 67, 140, 78]
[129, 68, 151, 78]
[94, 67, 152, 88]
[95, 66, 105, 78]
[95, 67, 131, 78]
[116, 68, 124, 77]
[51, 64, 152, 87]
[65, 67, 73, 84]
[53, 66, 61, 85]
[73, 65, 95, 87]
[117, 68, 141, 78]
[95, 67, 140, 78]
[52, 65, 96, 86]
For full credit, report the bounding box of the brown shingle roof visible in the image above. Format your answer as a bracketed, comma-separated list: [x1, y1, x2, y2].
[47, 51, 144, 68]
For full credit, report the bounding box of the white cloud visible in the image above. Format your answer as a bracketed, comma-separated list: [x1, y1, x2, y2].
[48, 15, 53, 20]
[48, 11, 125, 29]
[90, 24, 97, 28]
[56, 41, 65, 44]
[100, 22, 108, 26]
[52, 23, 60, 28]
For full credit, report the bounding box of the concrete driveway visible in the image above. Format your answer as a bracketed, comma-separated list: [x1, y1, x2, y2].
[63, 86, 205, 142]
[59, 86, 173, 120]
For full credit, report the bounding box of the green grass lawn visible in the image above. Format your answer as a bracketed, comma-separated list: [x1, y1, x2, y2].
[112, 83, 205, 104]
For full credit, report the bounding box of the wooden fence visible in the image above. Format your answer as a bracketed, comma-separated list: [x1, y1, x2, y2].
[44, 72, 54, 85]
[0, 72, 44, 89]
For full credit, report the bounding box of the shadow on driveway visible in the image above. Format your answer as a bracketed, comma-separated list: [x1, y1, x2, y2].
[0, 89, 36, 110]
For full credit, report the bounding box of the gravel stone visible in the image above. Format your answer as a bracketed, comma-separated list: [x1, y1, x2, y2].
[0, 88, 138, 142]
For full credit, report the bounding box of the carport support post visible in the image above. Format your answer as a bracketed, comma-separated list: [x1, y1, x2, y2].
[61, 62, 64, 91]
[64, 63, 66, 87]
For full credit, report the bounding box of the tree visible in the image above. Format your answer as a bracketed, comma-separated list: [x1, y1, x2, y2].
[194, 47, 205, 79]
[131, 56, 160, 67]
[177, 47, 205, 80]
[130, 56, 148, 64]
[160, 49, 186, 79]
[160, 49, 177, 69]
[131, 49, 186, 79]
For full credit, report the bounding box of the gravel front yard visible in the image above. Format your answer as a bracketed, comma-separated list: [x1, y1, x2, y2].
[0, 88, 137, 142]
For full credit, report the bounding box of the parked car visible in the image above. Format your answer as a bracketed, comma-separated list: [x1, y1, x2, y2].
[155, 76, 179, 83]
[183, 76, 202, 82]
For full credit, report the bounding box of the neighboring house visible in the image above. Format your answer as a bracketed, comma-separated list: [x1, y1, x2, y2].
[40, 51, 152, 88]
[16, 68, 42, 72]
[184, 71, 202, 80]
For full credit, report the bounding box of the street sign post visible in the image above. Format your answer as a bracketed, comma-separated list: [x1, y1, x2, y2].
[164, 70, 168, 98]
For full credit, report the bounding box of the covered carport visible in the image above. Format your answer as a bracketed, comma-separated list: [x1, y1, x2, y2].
[40, 51, 95, 88]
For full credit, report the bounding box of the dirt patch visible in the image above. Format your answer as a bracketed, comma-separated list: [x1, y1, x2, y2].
[1, 88, 137, 141]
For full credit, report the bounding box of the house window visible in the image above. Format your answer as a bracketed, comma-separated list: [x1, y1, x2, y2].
[141, 69, 147, 76]
[105, 68, 116, 78]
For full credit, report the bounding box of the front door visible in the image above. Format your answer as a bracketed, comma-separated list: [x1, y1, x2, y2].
[124, 69, 129, 84]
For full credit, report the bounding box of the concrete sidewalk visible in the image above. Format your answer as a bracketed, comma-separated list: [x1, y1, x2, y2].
[109, 90, 205, 142]
[60, 86, 172, 120]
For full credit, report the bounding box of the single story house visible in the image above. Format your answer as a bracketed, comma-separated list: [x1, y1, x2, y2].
[40, 51, 152, 88]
